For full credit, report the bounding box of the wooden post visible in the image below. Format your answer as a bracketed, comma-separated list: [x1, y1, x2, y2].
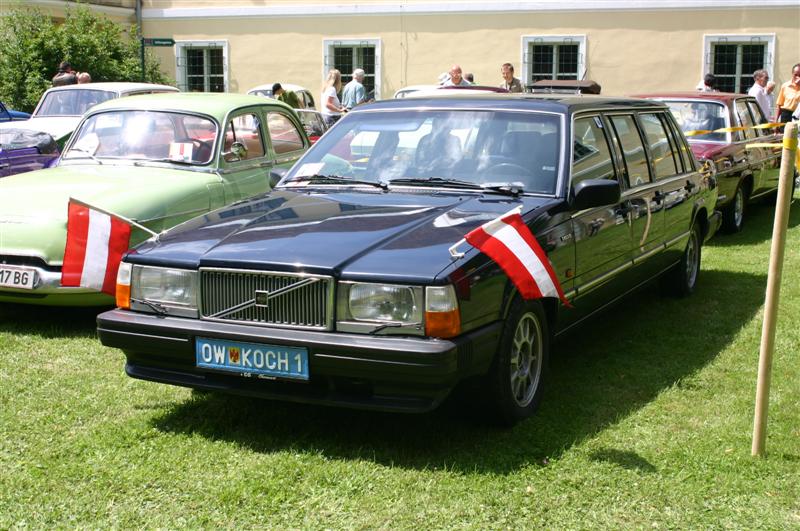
[751, 122, 798, 457]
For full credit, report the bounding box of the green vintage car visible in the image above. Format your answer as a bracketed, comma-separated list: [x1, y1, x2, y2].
[0, 93, 310, 306]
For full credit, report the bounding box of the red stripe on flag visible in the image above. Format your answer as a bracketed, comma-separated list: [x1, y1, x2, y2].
[466, 226, 545, 300]
[101, 216, 132, 295]
[61, 202, 90, 287]
[503, 214, 571, 307]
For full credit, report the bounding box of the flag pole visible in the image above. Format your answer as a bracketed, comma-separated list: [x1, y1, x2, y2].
[751, 121, 797, 457]
[448, 205, 522, 259]
[69, 197, 159, 238]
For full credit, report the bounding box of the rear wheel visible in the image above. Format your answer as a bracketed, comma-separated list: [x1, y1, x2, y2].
[487, 298, 549, 426]
[663, 223, 701, 297]
[722, 184, 746, 233]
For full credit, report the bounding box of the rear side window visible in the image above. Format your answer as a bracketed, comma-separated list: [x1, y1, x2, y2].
[608, 115, 651, 187]
[747, 100, 768, 134]
[734, 99, 756, 141]
[572, 116, 617, 185]
[267, 113, 305, 154]
[639, 113, 680, 179]
[224, 113, 266, 161]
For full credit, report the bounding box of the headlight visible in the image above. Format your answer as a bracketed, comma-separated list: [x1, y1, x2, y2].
[337, 282, 422, 325]
[131, 265, 198, 314]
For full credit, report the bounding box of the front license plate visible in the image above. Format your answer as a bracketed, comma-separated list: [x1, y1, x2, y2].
[0, 266, 36, 289]
[195, 337, 309, 381]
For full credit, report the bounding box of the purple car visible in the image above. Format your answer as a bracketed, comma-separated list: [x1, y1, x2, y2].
[0, 129, 59, 178]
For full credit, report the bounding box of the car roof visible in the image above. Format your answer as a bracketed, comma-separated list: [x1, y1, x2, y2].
[356, 92, 668, 114]
[632, 91, 746, 103]
[247, 83, 309, 94]
[85, 92, 294, 121]
[43, 82, 178, 94]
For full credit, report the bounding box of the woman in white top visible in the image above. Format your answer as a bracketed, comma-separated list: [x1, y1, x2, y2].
[320, 69, 345, 127]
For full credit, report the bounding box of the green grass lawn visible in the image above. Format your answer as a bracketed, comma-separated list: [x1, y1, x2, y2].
[2, 195, 799, 528]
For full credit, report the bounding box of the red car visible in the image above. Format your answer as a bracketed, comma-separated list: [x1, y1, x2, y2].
[634, 92, 781, 232]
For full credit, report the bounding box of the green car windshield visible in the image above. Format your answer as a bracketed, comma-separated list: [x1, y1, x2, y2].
[62, 110, 218, 165]
[283, 109, 562, 195]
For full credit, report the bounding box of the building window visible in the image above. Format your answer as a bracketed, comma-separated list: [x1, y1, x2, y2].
[703, 35, 774, 94]
[175, 40, 228, 93]
[323, 39, 381, 100]
[522, 35, 586, 87]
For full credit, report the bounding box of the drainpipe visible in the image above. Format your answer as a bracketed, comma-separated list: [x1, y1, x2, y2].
[136, 0, 144, 81]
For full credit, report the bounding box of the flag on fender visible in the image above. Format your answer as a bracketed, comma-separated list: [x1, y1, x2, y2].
[61, 199, 132, 295]
[464, 211, 571, 307]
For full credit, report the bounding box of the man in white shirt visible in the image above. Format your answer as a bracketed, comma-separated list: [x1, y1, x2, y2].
[443, 65, 471, 87]
[748, 69, 772, 120]
[341, 68, 367, 110]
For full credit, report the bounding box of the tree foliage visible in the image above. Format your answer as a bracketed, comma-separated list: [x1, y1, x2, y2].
[0, 5, 173, 113]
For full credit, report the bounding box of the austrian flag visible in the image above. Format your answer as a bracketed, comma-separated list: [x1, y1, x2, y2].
[464, 211, 571, 307]
[61, 199, 132, 295]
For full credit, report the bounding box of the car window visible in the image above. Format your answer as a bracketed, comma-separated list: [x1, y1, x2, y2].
[267, 113, 305, 154]
[36, 89, 116, 116]
[746, 101, 769, 135]
[734, 99, 756, 141]
[63, 110, 217, 164]
[665, 101, 729, 143]
[284, 110, 562, 195]
[572, 116, 617, 185]
[223, 113, 266, 161]
[608, 115, 651, 187]
[639, 112, 680, 179]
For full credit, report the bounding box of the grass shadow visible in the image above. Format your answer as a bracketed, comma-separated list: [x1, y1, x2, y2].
[708, 192, 800, 248]
[0, 303, 104, 339]
[150, 268, 766, 474]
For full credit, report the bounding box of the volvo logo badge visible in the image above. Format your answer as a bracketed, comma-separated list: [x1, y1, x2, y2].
[254, 290, 270, 307]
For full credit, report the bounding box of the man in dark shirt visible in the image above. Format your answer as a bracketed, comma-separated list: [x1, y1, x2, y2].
[273, 83, 301, 109]
[52, 61, 77, 87]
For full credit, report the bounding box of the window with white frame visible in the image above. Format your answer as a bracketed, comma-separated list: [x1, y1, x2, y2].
[703, 35, 775, 94]
[175, 41, 228, 93]
[323, 39, 381, 100]
[521, 36, 586, 87]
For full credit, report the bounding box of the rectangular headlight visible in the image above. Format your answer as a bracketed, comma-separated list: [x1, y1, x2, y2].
[131, 265, 198, 311]
[337, 282, 423, 324]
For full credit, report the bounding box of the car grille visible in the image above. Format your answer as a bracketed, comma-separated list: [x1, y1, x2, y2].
[199, 268, 333, 330]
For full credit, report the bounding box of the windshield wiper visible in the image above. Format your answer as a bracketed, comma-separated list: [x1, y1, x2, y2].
[480, 183, 525, 197]
[134, 158, 195, 166]
[291, 174, 388, 190]
[388, 177, 484, 190]
[66, 147, 102, 164]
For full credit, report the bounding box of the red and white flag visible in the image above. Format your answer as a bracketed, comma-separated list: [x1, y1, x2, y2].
[61, 199, 132, 295]
[464, 210, 571, 307]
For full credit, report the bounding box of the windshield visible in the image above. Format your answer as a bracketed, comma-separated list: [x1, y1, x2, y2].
[63, 110, 218, 165]
[665, 101, 729, 143]
[35, 89, 116, 117]
[284, 109, 562, 195]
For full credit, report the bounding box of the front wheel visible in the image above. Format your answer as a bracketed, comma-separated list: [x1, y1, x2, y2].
[722, 184, 746, 233]
[487, 298, 550, 426]
[663, 223, 701, 297]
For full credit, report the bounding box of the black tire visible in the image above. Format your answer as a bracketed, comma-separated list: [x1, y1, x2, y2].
[721, 184, 746, 233]
[487, 298, 550, 426]
[663, 223, 701, 297]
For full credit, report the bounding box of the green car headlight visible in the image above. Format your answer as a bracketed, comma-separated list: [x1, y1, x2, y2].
[339, 282, 422, 323]
[131, 265, 198, 309]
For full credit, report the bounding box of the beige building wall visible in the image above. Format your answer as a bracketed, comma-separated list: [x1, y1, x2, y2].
[141, 2, 799, 99]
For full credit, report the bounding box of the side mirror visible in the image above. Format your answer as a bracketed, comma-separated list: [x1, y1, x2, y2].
[269, 167, 288, 188]
[571, 179, 621, 210]
[224, 141, 247, 162]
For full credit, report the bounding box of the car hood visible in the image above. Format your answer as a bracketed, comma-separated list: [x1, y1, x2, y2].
[0, 164, 218, 265]
[131, 188, 561, 282]
[0, 116, 80, 142]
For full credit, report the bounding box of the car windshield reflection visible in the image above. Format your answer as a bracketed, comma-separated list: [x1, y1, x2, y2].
[283, 110, 561, 195]
[36, 89, 117, 117]
[665, 101, 730, 143]
[62, 110, 218, 165]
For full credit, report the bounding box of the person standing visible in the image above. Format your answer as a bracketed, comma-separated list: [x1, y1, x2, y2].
[443, 65, 470, 87]
[320, 69, 345, 127]
[341, 68, 367, 110]
[500, 63, 524, 93]
[748, 69, 772, 119]
[696, 73, 718, 92]
[272, 83, 301, 109]
[775, 63, 800, 123]
[52, 61, 77, 87]
[77, 72, 92, 84]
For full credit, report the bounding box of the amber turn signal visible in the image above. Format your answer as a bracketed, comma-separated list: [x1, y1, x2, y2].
[425, 309, 461, 338]
[115, 262, 132, 309]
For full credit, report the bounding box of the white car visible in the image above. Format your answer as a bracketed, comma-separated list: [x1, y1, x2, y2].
[247, 83, 316, 109]
[0, 82, 178, 145]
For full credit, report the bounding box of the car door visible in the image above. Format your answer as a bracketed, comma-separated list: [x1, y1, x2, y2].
[568, 114, 632, 320]
[219, 109, 275, 202]
[605, 113, 666, 281]
[741, 98, 781, 193]
[0, 147, 9, 177]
